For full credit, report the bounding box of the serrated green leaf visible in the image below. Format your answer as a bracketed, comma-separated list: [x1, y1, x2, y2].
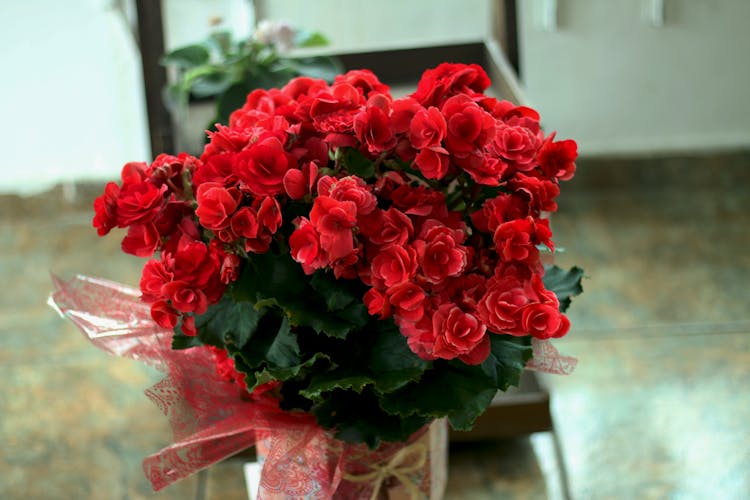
[161, 44, 210, 69]
[259, 352, 329, 386]
[480, 335, 533, 391]
[543, 265, 585, 312]
[247, 370, 274, 389]
[254, 297, 281, 309]
[295, 320, 426, 400]
[301, 373, 373, 399]
[333, 302, 369, 329]
[265, 315, 298, 367]
[233, 254, 364, 339]
[238, 351, 330, 393]
[234, 313, 300, 368]
[447, 387, 497, 430]
[171, 330, 203, 350]
[368, 320, 429, 392]
[186, 296, 264, 349]
[234, 252, 307, 303]
[310, 271, 356, 311]
[227, 315, 331, 392]
[340, 148, 375, 178]
[288, 298, 359, 337]
[313, 389, 429, 448]
[379, 362, 497, 431]
[284, 300, 354, 338]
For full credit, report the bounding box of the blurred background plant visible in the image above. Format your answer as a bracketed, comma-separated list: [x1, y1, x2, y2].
[162, 19, 343, 151]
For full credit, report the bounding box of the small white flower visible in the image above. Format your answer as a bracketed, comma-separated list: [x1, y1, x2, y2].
[254, 20, 296, 53]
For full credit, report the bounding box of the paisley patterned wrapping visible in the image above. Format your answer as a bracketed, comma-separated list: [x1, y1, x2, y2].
[255, 419, 448, 499]
[49, 274, 570, 497]
[526, 337, 578, 375]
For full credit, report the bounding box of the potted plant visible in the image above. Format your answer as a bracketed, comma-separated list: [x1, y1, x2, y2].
[162, 20, 344, 153]
[52, 62, 583, 498]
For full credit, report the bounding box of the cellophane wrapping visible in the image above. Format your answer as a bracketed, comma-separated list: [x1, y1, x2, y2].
[50, 274, 571, 497]
[255, 418, 447, 499]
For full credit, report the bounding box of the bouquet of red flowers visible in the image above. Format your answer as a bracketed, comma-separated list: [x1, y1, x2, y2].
[54, 62, 582, 498]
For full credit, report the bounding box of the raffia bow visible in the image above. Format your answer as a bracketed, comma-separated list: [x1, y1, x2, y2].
[342, 441, 428, 500]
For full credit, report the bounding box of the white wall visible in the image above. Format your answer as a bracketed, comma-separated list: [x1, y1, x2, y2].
[1, 1, 149, 195]
[260, 0, 490, 53]
[0, 0, 255, 195]
[163, 0, 254, 50]
[519, 0, 750, 155]
[10, 1, 742, 195]
[0, 0, 485, 195]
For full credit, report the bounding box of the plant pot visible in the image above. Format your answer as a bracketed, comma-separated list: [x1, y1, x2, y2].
[173, 100, 216, 156]
[254, 419, 448, 499]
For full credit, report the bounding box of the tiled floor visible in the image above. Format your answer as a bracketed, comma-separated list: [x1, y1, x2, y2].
[1, 152, 749, 499]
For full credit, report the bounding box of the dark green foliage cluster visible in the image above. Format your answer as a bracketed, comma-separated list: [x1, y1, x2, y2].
[162, 29, 343, 134]
[172, 245, 583, 447]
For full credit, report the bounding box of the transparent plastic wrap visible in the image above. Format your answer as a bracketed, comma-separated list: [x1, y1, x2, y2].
[49, 274, 573, 497]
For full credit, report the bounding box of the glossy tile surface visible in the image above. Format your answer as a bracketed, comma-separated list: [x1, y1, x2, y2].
[1, 153, 749, 499]
[543, 153, 750, 499]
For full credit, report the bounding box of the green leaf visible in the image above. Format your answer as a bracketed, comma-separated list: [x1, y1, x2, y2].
[215, 81, 251, 126]
[481, 335, 533, 391]
[264, 316, 299, 367]
[543, 265, 585, 312]
[313, 389, 430, 448]
[340, 148, 375, 179]
[283, 56, 344, 82]
[171, 330, 203, 350]
[245, 369, 276, 390]
[235, 314, 300, 368]
[161, 44, 210, 69]
[301, 373, 373, 399]
[233, 252, 307, 303]
[368, 320, 429, 392]
[446, 386, 497, 431]
[187, 68, 233, 98]
[245, 66, 294, 90]
[296, 320, 427, 400]
[228, 314, 325, 392]
[294, 30, 329, 48]
[370, 335, 527, 432]
[284, 300, 356, 339]
[310, 271, 356, 311]
[331, 302, 369, 329]
[192, 296, 264, 349]
[237, 350, 330, 393]
[255, 352, 329, 388]
[379, 362, 497, 431]
[233, 253, 367, 339]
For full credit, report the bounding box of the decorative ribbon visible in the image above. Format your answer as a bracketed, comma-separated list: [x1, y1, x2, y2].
[526, 337, 578, 375]
[342, 442, 428, 500]
[49, 274, 573, 496]
[49, 274, 325, 494]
